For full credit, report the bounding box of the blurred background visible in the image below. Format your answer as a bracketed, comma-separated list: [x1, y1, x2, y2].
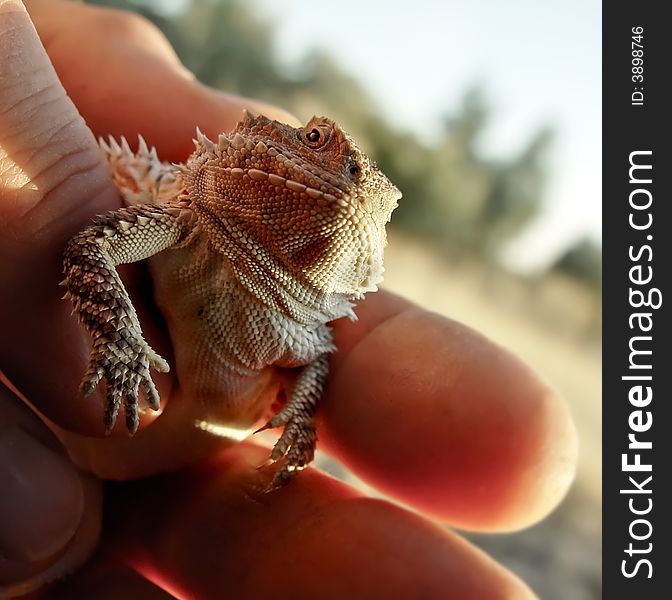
[92, 0, 602, 597]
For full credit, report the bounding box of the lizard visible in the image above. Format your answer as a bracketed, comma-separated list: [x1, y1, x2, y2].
[62, 111, 401, 486]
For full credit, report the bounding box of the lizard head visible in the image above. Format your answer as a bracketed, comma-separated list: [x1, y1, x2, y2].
[186, 113, 401, 299]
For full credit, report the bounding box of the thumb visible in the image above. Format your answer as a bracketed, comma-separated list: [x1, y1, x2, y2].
[0, 0, 121, 433]
[0, 382, 102, 598]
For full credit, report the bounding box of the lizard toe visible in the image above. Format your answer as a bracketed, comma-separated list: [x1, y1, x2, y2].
[254, 408, 292, 434]
[124, 393, 140, 434]
[103, 383, 122, 434]
[140, 377, 161, 411]
[148, 350, 170, 373]
[270, 427, 295, 461]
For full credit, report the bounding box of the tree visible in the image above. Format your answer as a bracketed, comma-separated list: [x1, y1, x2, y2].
[551, 237, 602, 291]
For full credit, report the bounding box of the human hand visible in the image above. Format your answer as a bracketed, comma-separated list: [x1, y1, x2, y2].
[0, 1, 577, 597]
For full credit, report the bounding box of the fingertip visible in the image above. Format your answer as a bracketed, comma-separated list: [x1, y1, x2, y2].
[320, 306, 578, 531]
[509, 382, 578, 530]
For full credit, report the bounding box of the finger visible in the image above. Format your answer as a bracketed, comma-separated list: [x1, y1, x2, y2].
[320, 291, 578, 532]
[0, 382, 102, 599]
[104, 443, 536, 600]
[0, 0, 167, 436]
[27, 0, 299, 162]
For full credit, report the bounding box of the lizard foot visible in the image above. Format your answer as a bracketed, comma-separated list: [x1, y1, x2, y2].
[256, 354, 327, 489]
[81, 335, 169, 434]
[262, 413, 317, 489]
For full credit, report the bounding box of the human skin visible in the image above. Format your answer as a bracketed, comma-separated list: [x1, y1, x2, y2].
[0, 0, 578, 597]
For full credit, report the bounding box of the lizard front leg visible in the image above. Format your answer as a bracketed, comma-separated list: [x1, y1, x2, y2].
[63, 203, 189, 433]
[259, 353, 329, 487]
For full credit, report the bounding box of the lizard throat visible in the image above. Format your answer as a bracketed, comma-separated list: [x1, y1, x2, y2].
[193, 201, 355, 325]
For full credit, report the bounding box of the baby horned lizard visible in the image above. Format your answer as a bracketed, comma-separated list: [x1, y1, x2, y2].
[63, 112, 400, 485]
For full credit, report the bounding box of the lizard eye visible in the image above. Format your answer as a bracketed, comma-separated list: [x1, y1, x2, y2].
[301, 124, 331, 149]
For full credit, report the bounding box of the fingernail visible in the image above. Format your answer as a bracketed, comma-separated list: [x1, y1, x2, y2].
[0, 426, 84, 561]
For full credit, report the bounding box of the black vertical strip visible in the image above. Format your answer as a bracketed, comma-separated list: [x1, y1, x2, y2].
[603, 2, 672, 597]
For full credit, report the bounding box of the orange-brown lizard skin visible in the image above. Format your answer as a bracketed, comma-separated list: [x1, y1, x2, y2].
[62, 112, 400, 486]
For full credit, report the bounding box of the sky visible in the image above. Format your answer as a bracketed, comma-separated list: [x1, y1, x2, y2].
[252, 0, 602, 272]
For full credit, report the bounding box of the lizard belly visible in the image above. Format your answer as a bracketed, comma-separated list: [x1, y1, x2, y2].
[147, 238, 280, 428]
[146, 236, 332, 429]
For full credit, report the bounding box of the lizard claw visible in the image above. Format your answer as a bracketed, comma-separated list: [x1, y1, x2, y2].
[148, 349, 170, 373]
[260, 416, 316, 489]
[253, 404, 293, 434]
[81, 337, 167, 434]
